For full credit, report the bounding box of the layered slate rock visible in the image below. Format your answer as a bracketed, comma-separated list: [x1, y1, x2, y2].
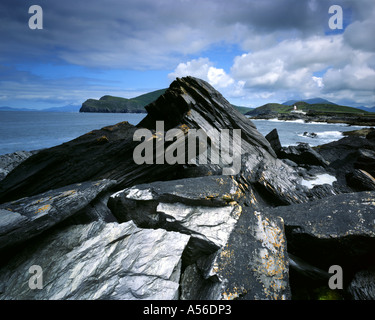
[108, 175, 291, 300]
[109, 176, 244, 263]
[0, 220, 190, 300]
[0, 179, 116, 251]
[138, 77, 277, 159]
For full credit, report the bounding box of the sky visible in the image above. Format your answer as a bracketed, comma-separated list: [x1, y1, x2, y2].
[0, 0, 374, 110]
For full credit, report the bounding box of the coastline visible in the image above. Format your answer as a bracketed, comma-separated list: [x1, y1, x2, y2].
[249, 112, 375, 127]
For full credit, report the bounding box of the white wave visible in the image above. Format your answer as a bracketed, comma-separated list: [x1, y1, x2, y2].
[267, 119, 305, 124]
[301, 174, 337, 189]
[316, 131, 343, 139]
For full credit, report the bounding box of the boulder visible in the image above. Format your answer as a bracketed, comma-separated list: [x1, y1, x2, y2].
[0, 220, 190, 300]
[108, 176, 291, 300]
[0, 179, 116, 251]
[265, 191, 375, 296]
[278, 143, 329, 167]
[265, 128, 282, 154]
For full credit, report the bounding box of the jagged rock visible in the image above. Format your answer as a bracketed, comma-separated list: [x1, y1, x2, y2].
[0, 179, 116, 251]
[346, 169, 375, 191]
[347, 268, 375, 300]
[265, 128, 282, 154]
[278, 143, 329, 167]
[0, 150, 37, 181]
[0, 220, 190, 300]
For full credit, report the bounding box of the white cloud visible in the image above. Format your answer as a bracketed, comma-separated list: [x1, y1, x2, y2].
[168, 58, 234, 89]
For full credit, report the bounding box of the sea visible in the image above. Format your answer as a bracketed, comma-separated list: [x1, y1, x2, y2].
[0, 111, 371, 156]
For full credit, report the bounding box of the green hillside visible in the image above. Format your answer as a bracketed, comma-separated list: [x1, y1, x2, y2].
[231, 105, 254, 114]
[246, 101, 369, 116]
[80, 89, 167, 113]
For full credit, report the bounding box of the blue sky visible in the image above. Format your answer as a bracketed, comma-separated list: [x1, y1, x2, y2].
[1, 0, 374, 110]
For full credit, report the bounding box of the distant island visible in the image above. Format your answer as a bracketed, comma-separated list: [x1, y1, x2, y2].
[79, 89, 253, 115]
[246, 100, 375, 126]
[79, 89, 167, 113]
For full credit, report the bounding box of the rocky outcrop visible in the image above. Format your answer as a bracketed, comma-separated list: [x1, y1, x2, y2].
[0, 220, 190, 300]
[1, 76, 375, 300]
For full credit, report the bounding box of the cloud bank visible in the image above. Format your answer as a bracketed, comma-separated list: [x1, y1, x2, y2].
[0, 0, 374, 108]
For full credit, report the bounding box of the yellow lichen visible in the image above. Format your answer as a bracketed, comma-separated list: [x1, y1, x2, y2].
[35, 204, 51, 214]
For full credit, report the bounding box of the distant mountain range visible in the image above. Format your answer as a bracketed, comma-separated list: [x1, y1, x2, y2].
[282, 97, 338, 106]
[355, 106, 375, 113]
[0, 105, 80, 112]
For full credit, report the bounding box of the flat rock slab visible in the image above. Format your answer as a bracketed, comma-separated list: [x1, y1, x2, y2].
[109, 176, 244, 262]
[266, 191, 375, 239]
[0, 220, 190, 300]
[0, 179, 116, 251]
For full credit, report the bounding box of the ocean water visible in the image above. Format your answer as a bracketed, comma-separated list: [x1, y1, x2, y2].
[0, 111, 370, 156]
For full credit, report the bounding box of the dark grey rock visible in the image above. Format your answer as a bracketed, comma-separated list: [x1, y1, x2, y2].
[266, 191, 375, 295]
[278, 143, 329, 167]
[265, 128, 282, 154]
[0, 179, 116, 251]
